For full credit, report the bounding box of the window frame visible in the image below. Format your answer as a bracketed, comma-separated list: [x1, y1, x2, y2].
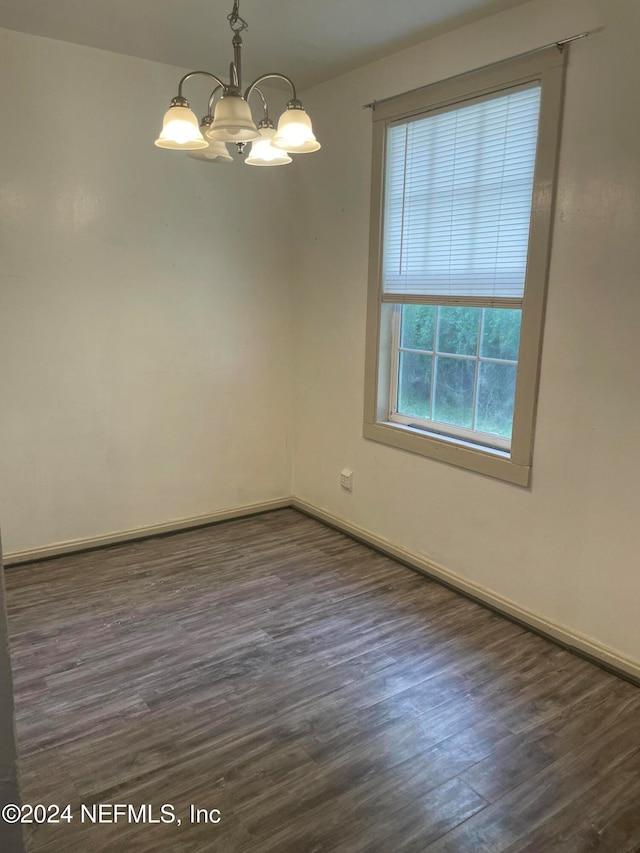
[363, 48, 566, 486]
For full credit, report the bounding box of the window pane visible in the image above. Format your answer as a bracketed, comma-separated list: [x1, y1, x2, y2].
[476, 361, 517, 438]
[481, 309, 522, 361]
[400, 305, 436, 351]
[398, 352, 432, 419]
[433, 357, 476, 428]
[437, 307, 480, 356]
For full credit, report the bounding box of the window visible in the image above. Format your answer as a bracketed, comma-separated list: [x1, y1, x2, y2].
[364, 48, 566, 485]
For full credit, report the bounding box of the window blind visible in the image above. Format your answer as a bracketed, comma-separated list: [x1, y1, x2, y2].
[382, 84, 542, 302]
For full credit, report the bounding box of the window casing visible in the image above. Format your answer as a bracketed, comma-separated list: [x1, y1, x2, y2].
[363, 48, 566, 486]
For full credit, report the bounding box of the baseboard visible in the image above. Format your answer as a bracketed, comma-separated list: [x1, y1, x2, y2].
[3, 498, 293, 566]
[292, 498, 640, 685]
[5, 494, 639, 684]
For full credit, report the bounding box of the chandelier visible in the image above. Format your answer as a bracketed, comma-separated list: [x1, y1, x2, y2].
[154, 1, 320, 166]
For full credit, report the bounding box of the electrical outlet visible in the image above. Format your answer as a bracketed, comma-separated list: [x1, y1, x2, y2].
[340, 468, 353, 492]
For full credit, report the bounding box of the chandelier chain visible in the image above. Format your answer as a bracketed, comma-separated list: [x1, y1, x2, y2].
[227, 1, 248, 34]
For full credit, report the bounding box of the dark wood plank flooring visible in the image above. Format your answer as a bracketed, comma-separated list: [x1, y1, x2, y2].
[4, 508, 640, 852]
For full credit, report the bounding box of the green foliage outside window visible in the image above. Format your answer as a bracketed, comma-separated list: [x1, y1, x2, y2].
[397, 305, 521, 440]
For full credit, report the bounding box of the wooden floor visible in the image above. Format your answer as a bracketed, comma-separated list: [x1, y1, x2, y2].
[5, 509, 640, 852]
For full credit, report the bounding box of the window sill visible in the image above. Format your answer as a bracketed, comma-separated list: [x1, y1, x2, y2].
[363, 419, 530, 486]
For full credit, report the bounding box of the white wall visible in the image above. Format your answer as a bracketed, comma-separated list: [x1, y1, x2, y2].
[0, 542, 24, 852]
[0, 28, 295, 555]
[292, 0, 640, 667]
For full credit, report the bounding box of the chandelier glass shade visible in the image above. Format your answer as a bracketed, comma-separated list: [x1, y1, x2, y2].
[245, 125, 292, 166]
[155, 104, 208, 150]
[154, 1, 320, 166]
[187, 119, 234, 162]
[272, 105, 321, 153]
[207, 94, 260, 142]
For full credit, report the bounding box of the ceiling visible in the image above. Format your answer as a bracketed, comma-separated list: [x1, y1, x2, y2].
[0, 0, 534, 89]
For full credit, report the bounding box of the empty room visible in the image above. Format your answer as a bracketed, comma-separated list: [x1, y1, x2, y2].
[0, 0, 639, 850]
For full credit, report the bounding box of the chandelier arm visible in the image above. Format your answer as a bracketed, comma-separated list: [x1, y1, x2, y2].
[177, 71, 228, 100]
[244, 73, 298, 104]
[207, 85, 223, 117]
[247, 85, 269, 117]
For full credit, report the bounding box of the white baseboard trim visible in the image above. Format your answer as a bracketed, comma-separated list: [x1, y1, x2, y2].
[292, 498, 640, 684]
[3, 498, 293, 566]
[6, 495, 639, 683]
